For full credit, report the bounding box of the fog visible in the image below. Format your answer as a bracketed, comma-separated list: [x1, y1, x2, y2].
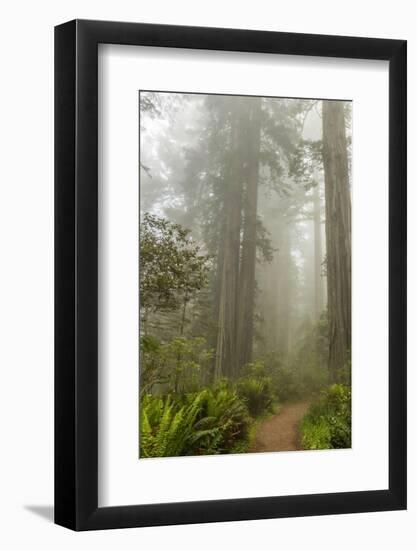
[139, 91, 351, 382]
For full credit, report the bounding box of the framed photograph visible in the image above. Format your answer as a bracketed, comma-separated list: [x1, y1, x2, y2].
[55, 19, 406, 530]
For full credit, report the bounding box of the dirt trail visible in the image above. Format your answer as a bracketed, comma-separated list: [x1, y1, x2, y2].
[249, 401, 311, 453]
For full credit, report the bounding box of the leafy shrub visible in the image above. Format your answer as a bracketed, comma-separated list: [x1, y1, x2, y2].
[294, 364, 329, 398]
[301, 383, 351, 450]
[140, 335, 213, 395]
[260, 319, 330, 402]
[236, 377, 274, 417]
[259, 355, 318, 402]
[241, 361, 269, 379]
[273, 366, 303, 401]
[300, 420, 332, 450]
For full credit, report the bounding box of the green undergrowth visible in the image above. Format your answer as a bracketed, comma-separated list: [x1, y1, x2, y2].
[300, 382, 351, 450]
[140, 372, 280, 458]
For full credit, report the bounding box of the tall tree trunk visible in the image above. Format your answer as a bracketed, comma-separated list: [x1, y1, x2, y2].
[214, 101, 245, 379]
[212, 213, 225, 379]
[179, 292, 188, 336]
[276, 218, 291, 355]
[236, 98, 262, 369]
[322, 101, 351, 377]
[259, 212, 292, 357]
[259, 256, 278, 354]
[313, 180, 324, 320]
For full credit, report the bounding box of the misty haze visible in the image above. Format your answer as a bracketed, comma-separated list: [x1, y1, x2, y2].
[139, 91, 351, 458]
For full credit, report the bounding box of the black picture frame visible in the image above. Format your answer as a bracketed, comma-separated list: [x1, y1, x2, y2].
[55, 19, 407, 531]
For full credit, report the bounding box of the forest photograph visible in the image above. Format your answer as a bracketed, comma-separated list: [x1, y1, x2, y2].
[139, 91, 352, 459]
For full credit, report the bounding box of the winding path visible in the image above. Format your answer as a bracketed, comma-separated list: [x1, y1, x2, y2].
[249, 400, 311, 453]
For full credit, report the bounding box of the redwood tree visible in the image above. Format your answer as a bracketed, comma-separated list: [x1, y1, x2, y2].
[236, 97, 262, 367]
[313, 180, 324, 320]
[322, 101, 351, 376]
[214, 98, 246, 379]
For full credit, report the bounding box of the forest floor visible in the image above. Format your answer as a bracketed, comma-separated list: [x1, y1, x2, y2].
[249, 400, 311, 453]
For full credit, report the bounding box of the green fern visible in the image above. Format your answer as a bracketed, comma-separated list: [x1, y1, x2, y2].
[236, 377, 274, 417]
[140, 386, 251, 457]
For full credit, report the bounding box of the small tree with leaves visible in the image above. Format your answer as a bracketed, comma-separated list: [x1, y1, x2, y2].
[140, 212, 211, 335]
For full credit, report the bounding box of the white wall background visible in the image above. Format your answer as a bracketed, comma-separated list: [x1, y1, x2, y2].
[0, 1, 414, 548]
